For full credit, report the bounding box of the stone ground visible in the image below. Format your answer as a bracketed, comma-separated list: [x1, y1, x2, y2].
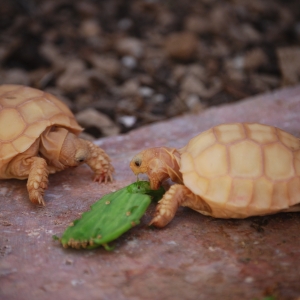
[1, 85, 300, 300]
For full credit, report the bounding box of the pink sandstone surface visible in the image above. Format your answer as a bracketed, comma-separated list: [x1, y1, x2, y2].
[1, 85, 300, 300]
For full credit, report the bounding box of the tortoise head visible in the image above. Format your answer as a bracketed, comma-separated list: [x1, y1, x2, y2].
[59, 131, 89, 168]
[40, 127, 89, 170]
[130, 147, 183, 190]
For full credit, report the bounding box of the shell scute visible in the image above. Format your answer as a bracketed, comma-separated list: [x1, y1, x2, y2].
[0, 84, 21, 95]
[277, 128, 300, 150]
[250, 177, 273, 212]
[1, 93, 29, 107]
[0, 108, 26, 140]
[0, 143, 17, 161]
[229, 140, 263, 178]
[263, 142, 294, 180]
[206, 176, 231, 205]
[0, 85, 43, 107]
[294, 150, 300, 176]
[12, 135, 36, 153]
[214, 123, 246, 144]
[49, 113, 80, 132]
[18, 97, 60, 123]
[180, 152, 194, 173]
[183, 171, 209, 195]
[24, 121, 51, 138]
[245, 123, 278, 144]
[287, 177, 300, 206]
[228, 179, 253, 208]
[181, 128, 215, 157]
[44, 92, 74, 117]
[272, 182, 289, 210]
[194, 143, 228, 178]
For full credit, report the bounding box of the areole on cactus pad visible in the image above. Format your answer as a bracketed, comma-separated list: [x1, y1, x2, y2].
[53, 181, 165, 250]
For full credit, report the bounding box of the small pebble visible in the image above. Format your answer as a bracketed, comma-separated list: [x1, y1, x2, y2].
[121, 56, 137, 69]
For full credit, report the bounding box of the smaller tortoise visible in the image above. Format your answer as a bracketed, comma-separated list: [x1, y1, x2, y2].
[130, 123, 300, 227]
[0, 85, 114, 205]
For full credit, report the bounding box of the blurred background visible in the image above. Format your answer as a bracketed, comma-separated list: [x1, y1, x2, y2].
[1, 0, 299, 139]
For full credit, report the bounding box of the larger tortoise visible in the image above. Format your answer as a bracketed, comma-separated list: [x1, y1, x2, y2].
[130, 123, 300, 227]
[0, 84, 114, 205]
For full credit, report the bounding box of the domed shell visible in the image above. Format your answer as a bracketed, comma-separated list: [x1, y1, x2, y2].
[0, 85, 83, 167]
[180, 123, 300, 218]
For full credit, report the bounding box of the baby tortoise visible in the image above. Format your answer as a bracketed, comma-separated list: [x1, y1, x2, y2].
[130, 123, 300, 227]
[0, 84, 114, 205]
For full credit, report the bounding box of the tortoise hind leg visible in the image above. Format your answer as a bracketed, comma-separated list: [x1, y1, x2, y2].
[26, 157, 49, 205]
[9, 156, 49, 205]
[7, 141, 49, 205]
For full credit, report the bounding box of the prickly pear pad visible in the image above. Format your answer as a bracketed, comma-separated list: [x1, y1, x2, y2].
[55, 181, 165, 250]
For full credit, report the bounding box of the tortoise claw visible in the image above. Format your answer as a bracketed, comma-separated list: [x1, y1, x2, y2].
[149, 184, 185, 228]
[149, 200, 177, 227]
[29, 190, 46, 206]
[93, 170, 114, 184]
[149, 215, 168, 228]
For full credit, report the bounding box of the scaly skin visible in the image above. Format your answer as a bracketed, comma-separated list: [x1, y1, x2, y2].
[130, 147, 184, 227]
[85, 141, 114, 183]
[27, 157, 49, 206]
[149, 184, 212, 227]
[149, 184, 184, 227]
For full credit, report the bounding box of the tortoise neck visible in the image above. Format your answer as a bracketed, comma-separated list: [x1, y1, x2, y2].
[39, 127, 69, 169]
[160, 147, 183, 184]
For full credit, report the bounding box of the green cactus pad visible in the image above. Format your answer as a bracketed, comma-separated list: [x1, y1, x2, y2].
[55, 181, 165, 250]
[126, 180, 165, 202]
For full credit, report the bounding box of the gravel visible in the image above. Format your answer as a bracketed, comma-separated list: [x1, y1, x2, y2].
[1, 0, 299, 138]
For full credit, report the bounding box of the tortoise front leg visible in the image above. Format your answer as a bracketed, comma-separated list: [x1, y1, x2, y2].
[149, 184, 212, 227]
[85, 140, 114, 183]
[27, 157, 49, 205]
[149, 184, 188, 228]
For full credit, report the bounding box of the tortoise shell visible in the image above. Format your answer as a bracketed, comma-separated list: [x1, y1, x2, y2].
[180, 123, 300, 218]
[0, 85, 82, 173]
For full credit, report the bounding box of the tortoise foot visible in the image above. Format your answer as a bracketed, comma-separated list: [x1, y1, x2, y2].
[85, 141, 114, 183]
[149, 184, 184, 228]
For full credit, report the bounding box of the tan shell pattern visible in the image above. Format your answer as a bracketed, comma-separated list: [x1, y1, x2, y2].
[0, 85, 82, 166]
[180, 123, 300, 218]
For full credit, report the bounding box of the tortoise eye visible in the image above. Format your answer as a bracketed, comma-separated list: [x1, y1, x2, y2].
[50, 126, 58, 132]
[134, 159, 141, 167]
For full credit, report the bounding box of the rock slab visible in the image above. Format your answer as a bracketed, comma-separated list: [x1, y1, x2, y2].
[1, 85, 300, 300]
